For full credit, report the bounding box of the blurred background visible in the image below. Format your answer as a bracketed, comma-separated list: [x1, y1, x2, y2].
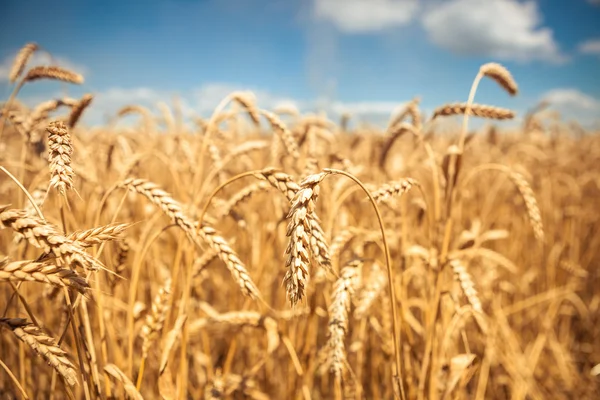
[1, 0, 599, 129]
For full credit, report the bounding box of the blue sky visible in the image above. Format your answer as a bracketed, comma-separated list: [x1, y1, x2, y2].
[1, 0, 599, 127]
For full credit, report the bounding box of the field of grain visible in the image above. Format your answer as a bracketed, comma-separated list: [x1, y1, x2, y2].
[0, 44, 599, 400]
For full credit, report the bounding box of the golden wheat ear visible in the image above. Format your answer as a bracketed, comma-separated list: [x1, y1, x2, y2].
[9, 43, 39, 83]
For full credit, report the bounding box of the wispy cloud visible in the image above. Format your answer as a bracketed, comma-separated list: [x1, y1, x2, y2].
[312, 0, 419, 33]
[541, 88, 600, 128]
[578, 38, 600, 56]
[0, 51, 89, 83]
[421, 0, 566, 63]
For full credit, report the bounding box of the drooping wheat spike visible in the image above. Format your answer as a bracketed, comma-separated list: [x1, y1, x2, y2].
[255, 168, 300, 202]
[67, 94, 93, 128]
[24, 66, 84, 84]
[24, 186, 47, 215]
[119, 178, 260, 298]
[46, 121, 75, 196]
[7, 111, 30, 139]
[307, 213, 332, 270]
[354, 262, 386, 319]
[191, 303, 280, 354]
[68, 223, 130, 248]
[29, 99, 68, 130]
[232, 92, 261, 126]
[9, 43, 39, 83]
[0, 260, 89, 294]
[218, 181, 270, 220]
[509, 171, 545, 242]
[432, 103, 515, 120]
[261, 110, 300, 159]
[199, 226, 261, 299]
[110, 239, 130, 289]
[119, 178, 195, 231]
[0, 205, 103, 271]
[328, 260, 360, 378]
[192, 249, 218, 278]
[480, 63, 518, 96]
[0, 318, 78, 386]
[329, 228, 357, 262]
[257, 168, 332, 272]
[448, 258, 482, 313]
[140, 279, 172, 358]
[284, 172, 329, 306]
[372, 178, 419, 203]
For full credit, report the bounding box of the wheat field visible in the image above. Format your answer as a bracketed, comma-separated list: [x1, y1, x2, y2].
[0, 44, 599, 400]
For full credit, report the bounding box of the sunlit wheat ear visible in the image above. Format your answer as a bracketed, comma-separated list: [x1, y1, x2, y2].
[46, 120, 75, 197]
[255, 168, 300, 201]
[448, 258, 482, 313]
[509, 171, 545, 242]
[67, 94, 93, 128]
[256, 168, 332, 272]
[218, 181, 270, 220]
[67, 223, 130, 248]
[328, 259, 361, 378]
[432, 103, 515, 120]
[284, 171, 329, 306]
[354, 262, 386, 319]
[119, 179, 260, 299]
[0, 260, 89, 294]
[0, 206, 104, 271]
[199, 226, 261, 299]
[24, 66, 84, 84]
[141, 279, 172, 358]
[9, 43, 39, 83]
[371, 178, 419, 203]
[480, 63, 518, 96]
[261, 110, 300, 159]
[231, 92, 261, 126]
[0, 318, 78, 386]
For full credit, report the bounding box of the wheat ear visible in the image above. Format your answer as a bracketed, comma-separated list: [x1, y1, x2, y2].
[46, 121, 75, 196]
[0, 317, 78, 386]
[432, 103, 515, 120]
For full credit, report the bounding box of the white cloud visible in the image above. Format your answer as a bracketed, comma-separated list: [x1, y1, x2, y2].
[312, 0, 419, 33]
[541, 88, 600, 128]
[578, 38, 600, 56]
[0, 51, 89, 83]
[421, 0, 565, 62]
